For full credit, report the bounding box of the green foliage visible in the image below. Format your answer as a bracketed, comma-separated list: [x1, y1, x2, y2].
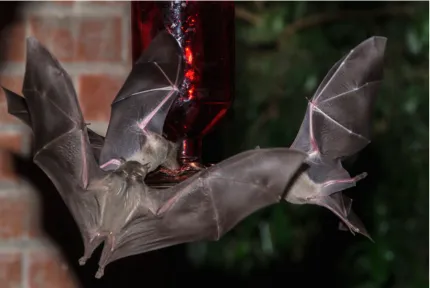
[193, 2, 429, 287]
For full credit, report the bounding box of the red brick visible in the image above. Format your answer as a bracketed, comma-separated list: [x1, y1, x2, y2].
[30, 16, 122, 62]
[0, 103, 21, 125]
[1, 21, 26, 62]
[127, 27, 132, 65]
[30, 17, 76, 62]
[53, 0, 75, 5]
[28, 208, 42, 239]
[0, 195, 29, 239]
[29, 251, 79, 288]
[0, 133, 23, 153]
[78, 74, 124, 121]
[0, 150, 17, 180]
[90, 1, 128, 6]
[77, 17, 122, 61]
[0, 253, 22, 288]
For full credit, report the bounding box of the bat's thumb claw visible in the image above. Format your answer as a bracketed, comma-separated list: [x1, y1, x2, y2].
[95, 267, 105, 279]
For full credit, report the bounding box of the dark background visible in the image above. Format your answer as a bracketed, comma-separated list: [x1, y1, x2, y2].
[1, 1, 428, 288]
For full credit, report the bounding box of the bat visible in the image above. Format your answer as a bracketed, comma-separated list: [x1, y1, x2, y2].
[2, 33, 385, 278]
[98, 30, 184, 173]
[4, 34, 307, 278]
[285, 36, 387, 238]
[5, 30, 184, 169]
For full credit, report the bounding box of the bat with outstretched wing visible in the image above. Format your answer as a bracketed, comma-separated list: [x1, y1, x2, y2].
[3, 34, 307, 278]
[5, 31, 184, 168]
[285, 36, 387, 239]
[2, 33, 385, 278]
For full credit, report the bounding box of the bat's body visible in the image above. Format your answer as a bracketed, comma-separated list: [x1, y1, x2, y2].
[77, 149, 306, 278]
[3, 33, 386, 278]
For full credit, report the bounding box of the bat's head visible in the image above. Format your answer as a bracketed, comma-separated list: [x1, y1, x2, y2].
[130, 130, 174, 172]
[114, 160, 150, 182]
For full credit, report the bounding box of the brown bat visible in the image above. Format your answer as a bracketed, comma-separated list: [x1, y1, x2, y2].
[2, 32, 386, 278]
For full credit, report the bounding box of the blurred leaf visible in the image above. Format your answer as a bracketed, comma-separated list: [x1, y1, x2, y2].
[406, 28, 422, 55]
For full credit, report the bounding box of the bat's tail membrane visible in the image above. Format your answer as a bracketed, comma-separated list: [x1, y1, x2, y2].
[308, 193, 372, 240]
[290, 156, 371, 239]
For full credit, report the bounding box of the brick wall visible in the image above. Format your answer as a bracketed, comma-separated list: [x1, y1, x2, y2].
[0, 2, 131, 287]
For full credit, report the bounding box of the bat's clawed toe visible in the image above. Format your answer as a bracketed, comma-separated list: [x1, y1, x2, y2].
[95, 266, 105, 279]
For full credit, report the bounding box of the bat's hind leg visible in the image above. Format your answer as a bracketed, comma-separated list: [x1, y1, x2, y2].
[79, 232, 106, 266]
[95, 232, 116, 279]
[319, 172, 367, 197]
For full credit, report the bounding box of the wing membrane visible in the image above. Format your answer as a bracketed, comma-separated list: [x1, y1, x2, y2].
[99, 31, 184, 170]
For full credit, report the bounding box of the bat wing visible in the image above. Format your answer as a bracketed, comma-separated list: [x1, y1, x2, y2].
[93, 148, 307, 277]
[3, 87, 32, 125]
[99, 31, 184, 171]
[15, 37, 107, 258]
[291, 36, 386, 158]
[2, 87, 106, 162]
[289, 36, 387, 238]
[87, 129, 105, 163]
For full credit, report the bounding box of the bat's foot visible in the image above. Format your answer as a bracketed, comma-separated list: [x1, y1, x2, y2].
[145, 162, 208, 188]
[78, 256, 88, 266]
[322, 172, 367, 186]
[181, 161, 206, 171]
[93, 232, 115, 279]
[320, 172, 368, 196]
[95, 267, 105, 279]
[159, 162, 206, 176]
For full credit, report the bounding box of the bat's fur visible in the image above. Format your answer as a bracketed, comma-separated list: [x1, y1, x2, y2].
[285, 170, 320, 205]
[129, 131, 180, 173]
